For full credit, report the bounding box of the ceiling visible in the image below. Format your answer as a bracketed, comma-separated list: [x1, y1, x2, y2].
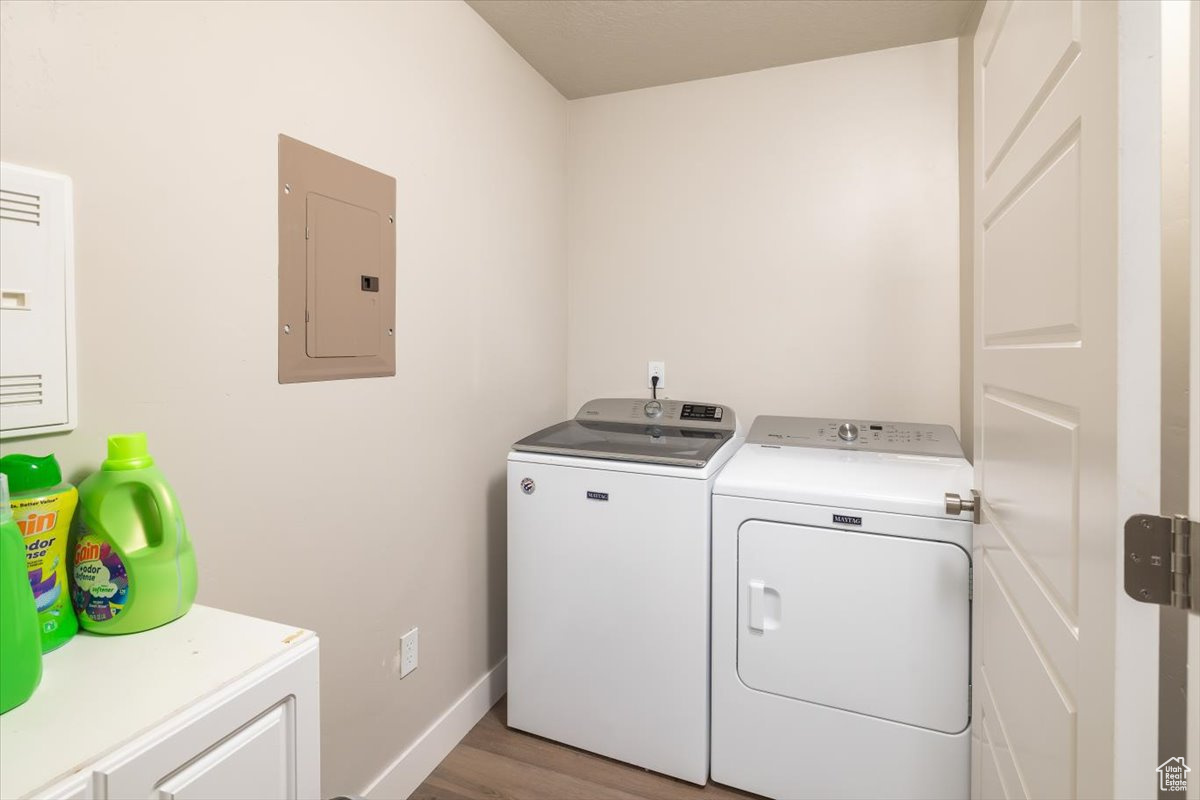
[467, 0, 981, 100]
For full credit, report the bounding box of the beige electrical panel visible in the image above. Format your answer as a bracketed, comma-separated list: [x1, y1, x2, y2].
[278, 135, 396, 383]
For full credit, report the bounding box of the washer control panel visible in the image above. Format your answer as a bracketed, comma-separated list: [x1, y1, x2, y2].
[680, 403, 724, 422]
[748, 416, 963, 458]
[576, 398, 736, 431]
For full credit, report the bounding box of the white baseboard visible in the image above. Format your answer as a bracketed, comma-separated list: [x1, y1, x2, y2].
[361, 658, 507, 799]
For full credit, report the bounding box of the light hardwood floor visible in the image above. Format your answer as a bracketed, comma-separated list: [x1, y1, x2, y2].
[411, 697, 762, 800]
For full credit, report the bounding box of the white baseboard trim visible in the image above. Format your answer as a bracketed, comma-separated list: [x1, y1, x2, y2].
[361, 658, 507, 799]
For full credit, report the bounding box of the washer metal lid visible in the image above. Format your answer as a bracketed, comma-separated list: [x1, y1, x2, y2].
[512, 397, 736, 468]
[513, 420, 732, 468]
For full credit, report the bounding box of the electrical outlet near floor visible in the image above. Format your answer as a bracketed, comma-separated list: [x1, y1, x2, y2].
[647, 361, 666, 390]
[400, 627, 418, 678]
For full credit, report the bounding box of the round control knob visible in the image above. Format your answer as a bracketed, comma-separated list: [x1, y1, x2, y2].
[644, 400, 663, 419]
[838, 422, 859, 442]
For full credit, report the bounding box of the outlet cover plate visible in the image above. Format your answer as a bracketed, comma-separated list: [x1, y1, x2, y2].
[647, 361, 666, 389]
[400, 627, 418, 678]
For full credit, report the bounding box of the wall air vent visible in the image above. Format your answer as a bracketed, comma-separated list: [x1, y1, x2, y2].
[0, 374, 44, 407]
[0, 188, 41, 225]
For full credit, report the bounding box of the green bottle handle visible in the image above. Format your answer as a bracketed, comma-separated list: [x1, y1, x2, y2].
[93, 477, 181, 556]
[146, 481, 182, 557]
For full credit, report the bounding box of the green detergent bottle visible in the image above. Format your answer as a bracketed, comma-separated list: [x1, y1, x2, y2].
[73, 434, 198, 634]
[0, 453, 79, 652]
[1, 475, 43, 714]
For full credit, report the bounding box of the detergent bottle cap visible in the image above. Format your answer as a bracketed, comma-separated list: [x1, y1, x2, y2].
[103, 433, 156, 471]
[0, 474, 12, 524]
[0, 453, 63, 493]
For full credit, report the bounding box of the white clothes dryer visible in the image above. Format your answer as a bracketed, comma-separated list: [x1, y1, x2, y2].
[711, 416, 974, 799]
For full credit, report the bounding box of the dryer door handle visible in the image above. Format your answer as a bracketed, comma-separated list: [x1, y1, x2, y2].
[748, 580, 766, 631]
[945, 489, 981, 524]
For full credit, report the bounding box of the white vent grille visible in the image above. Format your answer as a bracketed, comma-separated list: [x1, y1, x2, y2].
[0, 188, 41, 225]
[0, 374, 44, 407]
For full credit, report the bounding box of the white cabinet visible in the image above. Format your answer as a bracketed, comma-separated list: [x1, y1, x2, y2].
[41, 779, 88, 800]
[0, 606, 320, 800]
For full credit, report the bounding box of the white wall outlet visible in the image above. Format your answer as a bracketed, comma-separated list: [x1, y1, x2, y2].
[647, 361, 666, 390]
[400, 628, 418, 678]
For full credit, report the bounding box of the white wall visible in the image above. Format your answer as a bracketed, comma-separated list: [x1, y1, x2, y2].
[566, 39, 961, 433]
[0, 1, 567, 795]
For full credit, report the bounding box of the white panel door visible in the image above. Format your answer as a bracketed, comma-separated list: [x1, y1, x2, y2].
[972, 2, 1119, 799]
[1188, 3, 1199, 796]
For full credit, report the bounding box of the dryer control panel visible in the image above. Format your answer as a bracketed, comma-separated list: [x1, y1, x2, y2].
[747, 416, 963, 458]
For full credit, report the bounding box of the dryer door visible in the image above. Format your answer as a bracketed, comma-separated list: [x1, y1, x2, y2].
[737, 520, 970, 734]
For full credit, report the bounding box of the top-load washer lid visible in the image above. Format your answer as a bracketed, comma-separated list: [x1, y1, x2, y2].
[512, 398, 736, 468]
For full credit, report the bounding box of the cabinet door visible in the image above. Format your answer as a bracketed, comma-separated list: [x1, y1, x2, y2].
[155, 703, 293, 799]
[96, 640, 319, 800]
[40, 775, 91, 799]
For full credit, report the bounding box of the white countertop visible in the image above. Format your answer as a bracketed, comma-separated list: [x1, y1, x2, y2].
[0, 604, 315, 798]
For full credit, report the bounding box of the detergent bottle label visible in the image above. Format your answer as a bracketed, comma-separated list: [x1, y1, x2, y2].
[13, 489, 78, 645]
[72, 531, 130, 622]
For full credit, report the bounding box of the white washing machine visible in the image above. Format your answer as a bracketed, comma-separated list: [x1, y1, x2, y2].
[508, 397, 740, 785]
[711, 416, 974, 800]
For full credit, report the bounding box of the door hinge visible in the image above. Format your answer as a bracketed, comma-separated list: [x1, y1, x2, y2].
[1124, 513, 1198, 614]
[968, 683, 973, 709]
[305, 225, 310, 240]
